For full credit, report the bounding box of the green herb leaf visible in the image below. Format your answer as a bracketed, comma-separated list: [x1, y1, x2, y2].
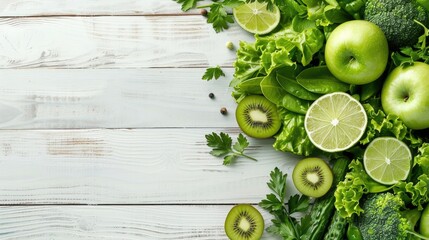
[202, 66, 226, 81]
[260, 167, 310, 239]
[259, 193, 284, 212]
[173, 0, 202, 11]
[207, 3, 235, 32]
[267, 167, 287, 200]
[232, 133, 249, 153]
[223, 154, 238, 165]
[288, 194, 310, 214]
[206, 132, 232, 150]
[205, 132, 257, 165]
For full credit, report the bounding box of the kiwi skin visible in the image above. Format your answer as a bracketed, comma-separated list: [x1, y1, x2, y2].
[292, 157, 333, 198]
[235, 95, 281, 139]
[224, 204, 264, 240]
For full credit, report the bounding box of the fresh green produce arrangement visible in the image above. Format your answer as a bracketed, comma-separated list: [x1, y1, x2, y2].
[175, 0, 429, 239]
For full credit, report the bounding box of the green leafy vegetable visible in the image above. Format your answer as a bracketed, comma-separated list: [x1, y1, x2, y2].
[296, 66, 350, 94]
[334, 159, 391, 218]
[205, 132, 257, 165]
[202, 66, 225, 81]
[393, 143, 429, 210]
[276, 69, 321, 101]
[259, 167, 310, 239]
[273, 109, 316, 156]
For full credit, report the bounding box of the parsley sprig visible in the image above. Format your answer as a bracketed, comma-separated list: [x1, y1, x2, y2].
[205, 132, 257, 165]
[174, 0, 281, 32]
[259, 167, 311, 239]
[202, 66, 225, 80]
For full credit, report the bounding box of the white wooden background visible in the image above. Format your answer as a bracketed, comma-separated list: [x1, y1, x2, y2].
[0, 1, 301, 239]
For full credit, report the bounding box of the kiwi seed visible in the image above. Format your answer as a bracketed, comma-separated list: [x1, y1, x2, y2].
[292, 157, 333, 198]
[235, 95, 281, 139]
[224, 204, 264, 240]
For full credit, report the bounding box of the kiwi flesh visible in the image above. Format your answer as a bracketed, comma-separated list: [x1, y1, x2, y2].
[224, 204, 264, 240]
[292, 157, 333, 198]
[236, 95, 281, 139]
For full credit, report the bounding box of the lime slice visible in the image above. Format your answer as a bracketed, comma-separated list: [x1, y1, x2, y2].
[304, 92, 367, 152]
[233, 2, 280, 35]
[363, 137, 412, 185]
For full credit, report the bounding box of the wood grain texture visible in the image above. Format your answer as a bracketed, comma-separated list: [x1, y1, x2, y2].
[0, 68, 240, 129]
[0, 0, 210, 16]
[0, 128, 300, 204]
[0, 205, 280, 239]
[0, 16, 253, 69]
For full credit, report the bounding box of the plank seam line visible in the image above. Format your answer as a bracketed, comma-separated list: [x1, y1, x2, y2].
[0, 203, 261, 207]
[0, 13, 209, 18]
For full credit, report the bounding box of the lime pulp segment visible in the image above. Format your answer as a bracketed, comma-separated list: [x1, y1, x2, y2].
[304, 92, 368, 152]
[363, 137, 412, 185]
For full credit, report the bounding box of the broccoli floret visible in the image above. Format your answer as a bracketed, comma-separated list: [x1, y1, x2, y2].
[364, 0, 428, 49]
[356, 193, 417, 240]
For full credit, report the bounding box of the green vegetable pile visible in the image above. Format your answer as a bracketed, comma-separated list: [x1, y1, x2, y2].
[175, 0, 429, 239]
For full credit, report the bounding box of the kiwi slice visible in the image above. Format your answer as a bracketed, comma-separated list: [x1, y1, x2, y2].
[236, 95, 281, 138]
[292, 157, 333, 198]
[224, 204, 264, 240]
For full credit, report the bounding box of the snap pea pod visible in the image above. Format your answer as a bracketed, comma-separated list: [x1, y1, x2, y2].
[277, 73, 321, 100]
[347, 222, 363, 240]
[296, 66, 350, 94]
[323, 210, 348, 240]
[301, 157, 349, 240]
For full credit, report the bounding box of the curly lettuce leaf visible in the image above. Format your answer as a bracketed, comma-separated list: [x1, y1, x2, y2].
[394, 174, 429, 211]
[233, 41, 263, 82]
[334, 159, 391, 218]
[414, 143, 429, 175]
[360, 102, 423, 150]
[272, 109, 315, 156]
[393, 143, 429, 210]
[256, 16, 325, 73]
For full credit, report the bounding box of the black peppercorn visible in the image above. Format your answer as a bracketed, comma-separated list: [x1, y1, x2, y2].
[209, 93, 215, 99]
[220, 107, 227, 115]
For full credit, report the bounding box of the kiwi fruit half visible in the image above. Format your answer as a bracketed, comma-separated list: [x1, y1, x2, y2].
[236, 95, 281, 138]
[292, 157, 333, 198]
[224, 204, 264, 240]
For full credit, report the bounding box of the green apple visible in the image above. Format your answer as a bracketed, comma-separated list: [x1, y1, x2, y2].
[325, 20, 389, 85]
[381, 62, 429, 130]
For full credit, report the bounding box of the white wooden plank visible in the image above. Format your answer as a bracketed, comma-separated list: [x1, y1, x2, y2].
[0, 205, 280, 239]
[0, 128, 300, 204]
[0, 16, 253, 68]
[0, 0, 210, 16]
[0, 69, 239, 129]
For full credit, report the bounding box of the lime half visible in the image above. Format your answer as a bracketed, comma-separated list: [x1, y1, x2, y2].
[304, 92, 367, 152]
[364, 137, 412, 185]
[233, 2, 280, 35]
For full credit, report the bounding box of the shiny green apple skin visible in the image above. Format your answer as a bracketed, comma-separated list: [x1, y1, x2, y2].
[381, 62, 429, 130]
[325, 20, 389, 85]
